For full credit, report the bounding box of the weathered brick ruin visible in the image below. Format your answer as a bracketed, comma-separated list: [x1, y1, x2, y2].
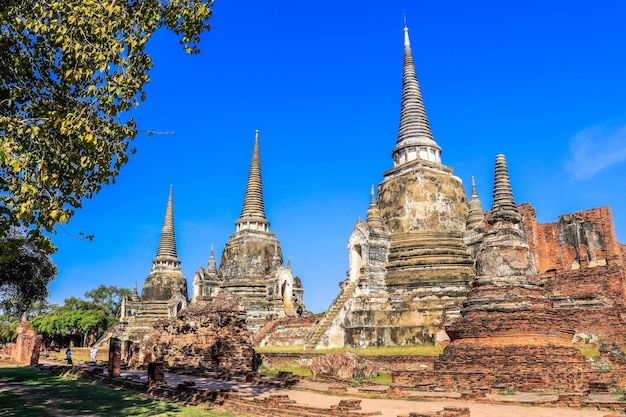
[519, 204, 626, 343]
[393, 155, 622, 392]
[10, 319, 42, 365]
[137, 290, 254, 373]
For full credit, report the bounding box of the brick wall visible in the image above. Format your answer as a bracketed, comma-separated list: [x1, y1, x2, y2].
[518, 204, 626, 342]
[260, 352, 438, 372]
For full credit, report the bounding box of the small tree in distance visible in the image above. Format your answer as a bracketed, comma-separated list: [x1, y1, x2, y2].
[32, 284, 130, 347]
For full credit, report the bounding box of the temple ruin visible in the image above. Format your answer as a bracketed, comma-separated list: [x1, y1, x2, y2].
[137, 290, 255, 372]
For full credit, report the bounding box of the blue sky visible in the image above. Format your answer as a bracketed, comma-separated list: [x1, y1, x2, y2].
[49, 1, 626, 313]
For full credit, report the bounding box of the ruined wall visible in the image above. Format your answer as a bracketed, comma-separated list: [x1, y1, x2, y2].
[10, 320, 42, 365]
[519, 204, 626, 342]
[140, 291, 254, 373]
[260, 352, 437, 372]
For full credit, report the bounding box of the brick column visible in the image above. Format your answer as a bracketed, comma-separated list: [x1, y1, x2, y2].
[148, 361, 165, 386]
[108, 338, 122, 378]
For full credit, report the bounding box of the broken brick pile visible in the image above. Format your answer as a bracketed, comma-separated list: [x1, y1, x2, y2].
[136, 290, 255, 373]
[398, 407, 470, 417]
[310, 352, 379, 380]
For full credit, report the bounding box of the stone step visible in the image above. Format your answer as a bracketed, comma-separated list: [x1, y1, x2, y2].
[305, 280, 359, 348]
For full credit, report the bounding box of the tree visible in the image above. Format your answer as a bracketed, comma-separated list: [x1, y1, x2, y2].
[0, 0, 213, 254]
[84, 284, 130, 317]
[0, 228, 57, 316]
[0, 300, 51, 344]
[31, 296, 112, 346]
[0, 314, 19, 344]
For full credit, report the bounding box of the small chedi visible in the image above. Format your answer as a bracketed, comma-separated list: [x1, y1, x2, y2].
[138, 290, 254, 373]
[393, 155, 618, 392]
[191, 131, 306, 332]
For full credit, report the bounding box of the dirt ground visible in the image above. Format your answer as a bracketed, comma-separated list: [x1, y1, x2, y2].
[1, 360, 621, 417]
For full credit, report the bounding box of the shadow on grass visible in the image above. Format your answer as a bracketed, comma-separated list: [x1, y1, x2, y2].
[0, 367, 238, 417]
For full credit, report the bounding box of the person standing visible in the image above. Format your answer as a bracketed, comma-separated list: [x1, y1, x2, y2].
[65, 348, 73, 366]
[90, 346, 98, 363]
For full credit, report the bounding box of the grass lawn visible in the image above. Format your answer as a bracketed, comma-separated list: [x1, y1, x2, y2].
[0, 366, 245, 417]
[47, 347, 109, 363]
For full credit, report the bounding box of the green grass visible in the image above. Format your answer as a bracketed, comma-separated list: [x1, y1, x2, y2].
[258, 363, 312, 377]
[256, 344, 444, 356]
[578, 345, 601, 361]
[371, 371, 392, 384]
[48, 347, 109, 363]
[0, 366, 245, 417]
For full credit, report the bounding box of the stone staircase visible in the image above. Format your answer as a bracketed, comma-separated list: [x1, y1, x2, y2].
[304, 279, 359, 349]
[96, 301, 172, 346]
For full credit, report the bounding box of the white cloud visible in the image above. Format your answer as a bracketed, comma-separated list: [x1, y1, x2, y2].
[565, 123, 626, 180]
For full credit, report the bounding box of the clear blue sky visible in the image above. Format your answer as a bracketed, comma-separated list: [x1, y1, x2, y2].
[49, 1, 626, 313]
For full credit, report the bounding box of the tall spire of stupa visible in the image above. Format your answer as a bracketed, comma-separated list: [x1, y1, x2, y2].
[488, 154, 521, 225]
[152, 185, 181, 269]
[235, 130, 270, 232]
[392, 22, 442, 167]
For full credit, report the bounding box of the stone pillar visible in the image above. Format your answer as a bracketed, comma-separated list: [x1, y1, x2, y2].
[29, 334, 43, 365]
[11, 321, 42, 365]
[108, 337, 122, 378]
[123, 340, 132, 364]
[148, 361, 165, 386]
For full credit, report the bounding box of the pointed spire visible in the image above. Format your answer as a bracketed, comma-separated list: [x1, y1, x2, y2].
[131, 280, 140, 301]
[488, 154, 521, 225]
[153, 185, 181, 269]
[466, 176, 485, 231]
[366, 185, 385, 230]
[392, 23, 442, 167]
[207, 243, 217, 274]
[236, 130, 270, 232]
